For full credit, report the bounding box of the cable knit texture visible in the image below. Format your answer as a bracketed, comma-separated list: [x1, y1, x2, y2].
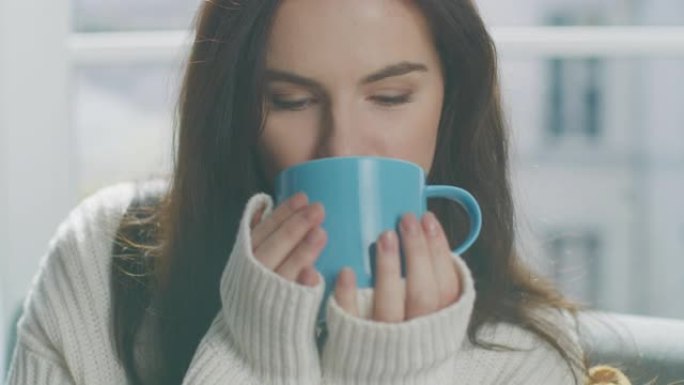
[6, 183, 586, 385]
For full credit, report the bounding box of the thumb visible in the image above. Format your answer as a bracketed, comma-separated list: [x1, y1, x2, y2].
[250, 203, 267, 229]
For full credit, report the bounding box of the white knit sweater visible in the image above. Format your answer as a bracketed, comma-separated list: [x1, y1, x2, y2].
[6, 183, 584, 384]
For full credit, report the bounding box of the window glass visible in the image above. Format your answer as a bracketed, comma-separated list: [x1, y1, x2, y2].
[74, 0, 202, 32]
[476, 0, 683, 27]
[501, 57, 684, 318]
[74, 64, 178, 197]
[73, 0, 684, 33]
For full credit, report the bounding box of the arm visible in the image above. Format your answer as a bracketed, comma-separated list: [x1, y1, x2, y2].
[6, 185, 137, 385]
[499, 310, 588, 385]
[451, 309, 588, 385]
[320, 254, 476, 385]
[492, 336, 583, 385]
[182, 193, 325, 385]
[6, 345, 75, 385]
[6, 187, 326, 385]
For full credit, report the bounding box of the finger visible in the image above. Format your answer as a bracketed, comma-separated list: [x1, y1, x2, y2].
[275, 226, 327, 281]
[334, 268, 359, 317]
[372, 230, 405, 323]
[421, 212, 461, 308]
[252, 192, 308, 249]
[253, 202, 325, 270]
[400, 212, 440, 320]
[296, 265, 321, 287]
[249, 202, 266, 229]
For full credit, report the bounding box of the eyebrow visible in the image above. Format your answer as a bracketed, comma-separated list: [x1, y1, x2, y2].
[265, 61, 428, 92]
[361, 62, 428, 83]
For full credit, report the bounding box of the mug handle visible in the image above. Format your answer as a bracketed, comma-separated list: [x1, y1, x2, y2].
[424, 185, 482, 255]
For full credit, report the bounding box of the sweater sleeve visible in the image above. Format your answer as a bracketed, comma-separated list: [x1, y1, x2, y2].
[181, 193, 326, 385]
[452, 308, 587, 385]
[499, 343, 583, 385]
[5, 183, 138, 385]
[320, 253, 476, 385]
[6, 186, 327, 385]
[5, 345, 75, 385]
[494, 310, 586, 385]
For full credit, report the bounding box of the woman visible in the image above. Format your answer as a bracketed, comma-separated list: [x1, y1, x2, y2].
[6, 0, 630, 384]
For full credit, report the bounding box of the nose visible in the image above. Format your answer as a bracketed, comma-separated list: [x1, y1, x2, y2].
[315, 100, 360, 158]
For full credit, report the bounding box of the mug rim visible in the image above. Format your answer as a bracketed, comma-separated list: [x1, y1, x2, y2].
[275, 156, 421, 181]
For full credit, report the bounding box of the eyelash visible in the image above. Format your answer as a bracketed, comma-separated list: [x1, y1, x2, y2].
[372, 94, 413, 107]
[270, 97, 317, 111]
[268, 94, 413, 111]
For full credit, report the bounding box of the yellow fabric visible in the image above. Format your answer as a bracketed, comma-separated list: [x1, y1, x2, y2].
[587, 365, 631, 385]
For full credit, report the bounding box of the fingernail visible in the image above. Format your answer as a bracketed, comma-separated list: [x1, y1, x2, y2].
[305, 227, 323, 245]
[401, 213, 419, 236]
[298, 267, 318, 287]
[423, 212, 439, 237]
[289, 192, 308, 210]
[380, 230, 398, 253]
[306, 203, 323, 221]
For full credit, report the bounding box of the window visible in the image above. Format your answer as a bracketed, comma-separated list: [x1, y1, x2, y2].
[503, 54, 684, 316]
[547, 57, 604, 141]
[546, 228, 603, 306]
[75, 64, 177, 196]
[74, 0, 202, 32]
[476, 0, 684, 26]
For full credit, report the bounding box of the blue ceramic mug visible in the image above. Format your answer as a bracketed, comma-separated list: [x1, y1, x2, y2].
[274, 156, 482, 321]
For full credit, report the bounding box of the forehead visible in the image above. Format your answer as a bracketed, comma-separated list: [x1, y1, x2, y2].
[266, 0, 439, 78]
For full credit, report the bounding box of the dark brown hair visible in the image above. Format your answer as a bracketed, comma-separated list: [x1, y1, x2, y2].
[112, 0, 587, 384]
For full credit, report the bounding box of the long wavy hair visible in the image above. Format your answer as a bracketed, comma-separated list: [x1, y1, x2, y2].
[111, 0, 588, 384]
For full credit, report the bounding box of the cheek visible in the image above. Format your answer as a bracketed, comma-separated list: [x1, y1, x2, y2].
[374, 97, 442, 170]
[411, 88, 444, 169]
[259, 112, 319, 177]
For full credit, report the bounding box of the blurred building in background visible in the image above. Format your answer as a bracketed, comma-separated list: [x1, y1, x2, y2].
[478, 0, 684, 318]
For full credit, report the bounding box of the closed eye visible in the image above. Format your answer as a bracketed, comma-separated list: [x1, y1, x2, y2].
[370, 94, 413, 107]
[269, 96, 318, 111]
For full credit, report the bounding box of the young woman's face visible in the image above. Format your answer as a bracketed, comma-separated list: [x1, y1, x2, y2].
[258, 0, 445, 184]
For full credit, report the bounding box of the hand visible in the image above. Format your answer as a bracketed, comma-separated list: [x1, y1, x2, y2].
[250, 192, 327, 287]
[334, 211, 462, 322]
